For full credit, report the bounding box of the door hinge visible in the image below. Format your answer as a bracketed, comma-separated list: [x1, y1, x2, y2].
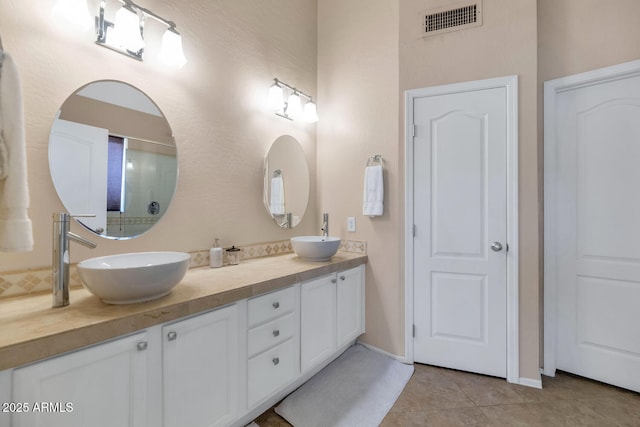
[412, 124, 416, 137]
[412, 324, 416, 338]
[506, 243, 509, 252]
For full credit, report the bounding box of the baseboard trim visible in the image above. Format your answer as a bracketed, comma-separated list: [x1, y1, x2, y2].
[356, 340, 411, 364]
[517, 375, 543, 389]
[358, 341, 542, 388]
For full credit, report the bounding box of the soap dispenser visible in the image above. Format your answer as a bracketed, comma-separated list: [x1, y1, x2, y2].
[210, 238, 223, 268]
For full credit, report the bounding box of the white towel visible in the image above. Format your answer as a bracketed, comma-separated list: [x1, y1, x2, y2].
[0, 52, 33, 252]
[363, 165, 384, 217]
[269, 176, 285, 215]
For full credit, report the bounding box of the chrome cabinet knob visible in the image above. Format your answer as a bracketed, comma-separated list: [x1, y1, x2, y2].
[272, 302, 280, 309]
[339, 275, 346, 281]
[167, 331, 177, 341]
[272, 357, 280, 366]
[273, 329, 280, 337]
[137, 341, 148, 351]
[331, 278, 337, 284]
[490, 242, 503, 252]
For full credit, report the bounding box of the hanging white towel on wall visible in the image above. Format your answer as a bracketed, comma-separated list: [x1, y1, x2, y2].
[0, 52, 33, 252]
[270, 176, 285, 215]
[363, 164, 384, 217]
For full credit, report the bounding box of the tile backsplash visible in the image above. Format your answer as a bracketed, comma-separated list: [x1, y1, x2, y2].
[0, 239, 367, 299]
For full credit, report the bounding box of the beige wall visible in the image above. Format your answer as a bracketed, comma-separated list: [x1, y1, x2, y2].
[538, 0, 640, 82]
[317, 0, 402, 354]
[0, 0, 318, 272]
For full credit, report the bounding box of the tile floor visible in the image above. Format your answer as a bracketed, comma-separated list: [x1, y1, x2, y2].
[254, 364, 640, 426]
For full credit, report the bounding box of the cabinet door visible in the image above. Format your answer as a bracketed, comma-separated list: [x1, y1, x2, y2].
[12, 332, 149, 427]
[300, 274, 337, 372]
[163, 304, 239, 427]
[337, 265, 365, 347]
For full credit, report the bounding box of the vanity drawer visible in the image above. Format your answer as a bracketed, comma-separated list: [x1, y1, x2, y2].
[247, 338, 296, 407]
[248, 286, 295, 327]
[248, 312, 295, 357]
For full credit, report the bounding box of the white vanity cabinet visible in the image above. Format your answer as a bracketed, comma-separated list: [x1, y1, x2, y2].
[246, 286, 299, 408]
[1, 259, 366, 427]
[162, 303, 240, 427]
[301, 265, 365, 373]
[10, 331, 150, 427]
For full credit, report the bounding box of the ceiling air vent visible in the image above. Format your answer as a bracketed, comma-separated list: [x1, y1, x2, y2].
[422, 1, 482, 37]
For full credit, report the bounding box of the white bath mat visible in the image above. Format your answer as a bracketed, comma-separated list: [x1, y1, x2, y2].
[275, 344, 414, 427]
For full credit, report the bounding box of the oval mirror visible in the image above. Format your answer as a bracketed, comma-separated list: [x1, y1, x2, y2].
[263, 135, 310, 228]
[48, 80, 178, 239]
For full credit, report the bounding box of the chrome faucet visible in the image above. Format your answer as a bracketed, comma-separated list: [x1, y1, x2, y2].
[321, 213, 329, 239]
[52, 213, 97, 308]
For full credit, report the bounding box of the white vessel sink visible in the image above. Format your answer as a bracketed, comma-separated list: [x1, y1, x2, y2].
[291, 236, 341, 261]
[77, 251, 191, 304]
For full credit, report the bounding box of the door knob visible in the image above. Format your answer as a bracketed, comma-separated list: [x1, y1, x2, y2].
[490, 242, 503, 252]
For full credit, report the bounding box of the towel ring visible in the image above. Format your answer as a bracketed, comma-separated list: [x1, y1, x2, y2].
[366, 154, 383, 167]
[273, 169, 282, 178]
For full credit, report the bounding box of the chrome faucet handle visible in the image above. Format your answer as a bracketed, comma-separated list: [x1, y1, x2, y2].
[68, 231, 97, 249]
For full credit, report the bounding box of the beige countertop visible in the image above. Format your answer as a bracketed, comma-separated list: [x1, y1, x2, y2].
[0, 252, 367, 371]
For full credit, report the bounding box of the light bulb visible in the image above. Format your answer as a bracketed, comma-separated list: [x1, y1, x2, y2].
[268, 83, 285, 112]
[160, 29, 187, 68]
[53, 0, 92, 31]
[286, 92, 302, 119]
[303, 101, 319, 123]
[111, 6, 145, 52]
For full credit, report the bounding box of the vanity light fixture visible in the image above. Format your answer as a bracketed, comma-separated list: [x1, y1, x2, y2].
[90, 0, 187, 67]
[109, 3, 145, 53]
[286, 92, 303, 120]
[268, 78, 319, 123]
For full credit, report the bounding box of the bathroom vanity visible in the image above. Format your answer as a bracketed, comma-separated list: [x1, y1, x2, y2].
[0, 252, 366, 427]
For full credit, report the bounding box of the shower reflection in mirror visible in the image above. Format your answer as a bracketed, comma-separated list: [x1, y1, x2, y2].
[49, 80, 178, 239]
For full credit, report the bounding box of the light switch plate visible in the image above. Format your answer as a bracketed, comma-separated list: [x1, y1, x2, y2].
[347, 217, 356, 232]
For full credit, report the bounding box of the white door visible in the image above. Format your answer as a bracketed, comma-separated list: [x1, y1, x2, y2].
[49, 119, 108, 233]
[412, 84, 508, 378]
[546, 62, 640, 392]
